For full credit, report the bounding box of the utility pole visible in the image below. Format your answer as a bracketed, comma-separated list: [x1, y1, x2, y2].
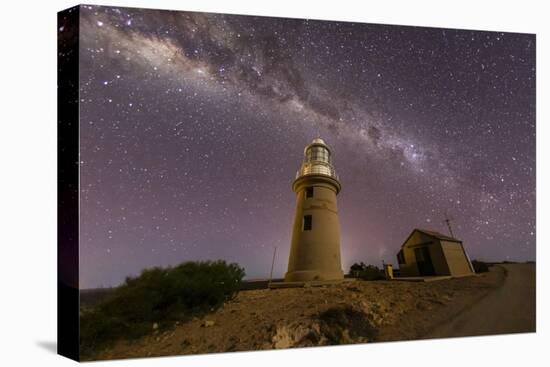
[268, 246, 277, 285]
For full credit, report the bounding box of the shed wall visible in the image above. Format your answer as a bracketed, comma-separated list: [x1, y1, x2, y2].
[398, 231, 423, 276]
[428, 241, 451, 275]
[440, 241, 473, 276]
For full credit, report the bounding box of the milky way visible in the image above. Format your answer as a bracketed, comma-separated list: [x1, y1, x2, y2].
[73, 5, 536, 288]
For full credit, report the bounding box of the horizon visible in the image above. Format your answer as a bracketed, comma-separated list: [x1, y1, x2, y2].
[80, 258, 536, 290]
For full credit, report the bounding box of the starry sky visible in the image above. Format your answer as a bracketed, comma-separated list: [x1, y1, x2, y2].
[74, 5, 536, 288]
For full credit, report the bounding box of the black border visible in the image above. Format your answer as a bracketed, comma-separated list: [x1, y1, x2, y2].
[57, 5, 80, 361]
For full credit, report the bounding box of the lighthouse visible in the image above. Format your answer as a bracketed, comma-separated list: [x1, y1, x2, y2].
[285, 138, 344, 282]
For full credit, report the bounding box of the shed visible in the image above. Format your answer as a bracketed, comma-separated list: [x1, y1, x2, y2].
[396, 229, 474, 277]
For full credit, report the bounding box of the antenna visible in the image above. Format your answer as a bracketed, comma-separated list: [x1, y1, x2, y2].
[443, 211, 455, 238]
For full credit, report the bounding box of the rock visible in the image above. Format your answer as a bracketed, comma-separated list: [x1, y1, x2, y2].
[272, 322, 324, 349]
[152, 322, 159, 330]
[442, 294, 453, 302]
[428, 298, 445, 305]
[202, 320, 215, 327]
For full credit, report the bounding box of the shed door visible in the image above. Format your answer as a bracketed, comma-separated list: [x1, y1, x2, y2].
[415, 247, 435, 276]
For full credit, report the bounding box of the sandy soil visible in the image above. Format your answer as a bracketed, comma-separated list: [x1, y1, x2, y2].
[89, 264, 534, 361]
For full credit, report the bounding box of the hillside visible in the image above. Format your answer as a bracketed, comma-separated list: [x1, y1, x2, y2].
[84, 264, 535, 361]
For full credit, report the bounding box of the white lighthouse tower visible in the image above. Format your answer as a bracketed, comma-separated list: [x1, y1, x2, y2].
[284, 138, 344, 282]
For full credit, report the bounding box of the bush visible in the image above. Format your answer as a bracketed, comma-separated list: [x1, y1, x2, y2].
[349, 262, 367, 277]
[349, 263, 385, 280]
[471, 260, 489, 273]
[358, 265, 385, 280]
[80, 260, 245, 356]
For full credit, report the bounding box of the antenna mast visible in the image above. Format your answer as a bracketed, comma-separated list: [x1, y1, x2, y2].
[443, 211, 455, 238]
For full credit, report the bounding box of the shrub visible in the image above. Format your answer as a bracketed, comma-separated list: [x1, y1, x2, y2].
[349, 262, 367, 277]
[80, 260, 245, 356]
[358, 265, 385, 280]
[471, 260, 489, 273]
[349, 263, 385, 280]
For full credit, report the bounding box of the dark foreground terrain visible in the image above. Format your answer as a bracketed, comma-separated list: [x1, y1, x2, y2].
[426, 263, 535, 338]
[85, 263, 535, 360]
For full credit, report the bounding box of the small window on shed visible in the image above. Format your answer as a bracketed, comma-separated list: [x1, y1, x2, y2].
[303, 215, 312, 231]
[305, 187, 314, 198]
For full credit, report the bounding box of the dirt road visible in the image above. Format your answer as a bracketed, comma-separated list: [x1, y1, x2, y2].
[426, 264, 536, 338]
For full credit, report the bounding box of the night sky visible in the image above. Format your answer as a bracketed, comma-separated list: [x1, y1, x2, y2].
[74, 5, 536, 288]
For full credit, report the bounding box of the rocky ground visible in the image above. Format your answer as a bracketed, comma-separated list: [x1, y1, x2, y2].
[89, 265, 508, 360]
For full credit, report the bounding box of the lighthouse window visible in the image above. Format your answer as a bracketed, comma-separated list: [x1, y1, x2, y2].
[305, 187, 314, 198]
[303, 215, 312, 231]
[309, 147, 329, 162]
